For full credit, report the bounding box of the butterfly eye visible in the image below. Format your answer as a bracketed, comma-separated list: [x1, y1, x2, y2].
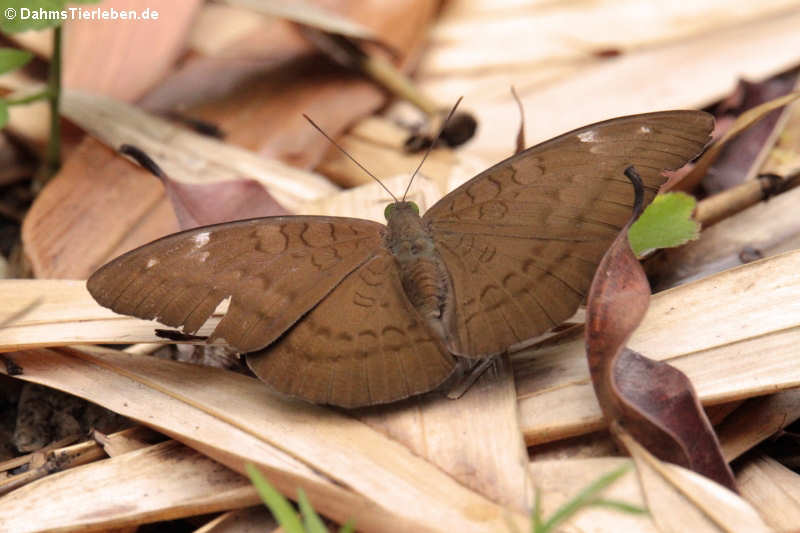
[384, 203, 396, 220]
[408, 202, 420, 216]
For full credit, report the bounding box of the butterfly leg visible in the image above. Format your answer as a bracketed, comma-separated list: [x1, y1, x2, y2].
[444, 356, 500, 400]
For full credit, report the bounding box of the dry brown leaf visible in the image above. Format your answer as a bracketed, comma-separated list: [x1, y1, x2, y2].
[222, 0, 383, 46]
[649, 85, 800, 290]
[0, 347, 529, 532]
[142, 5, 311, 112]
[22, 91, 339, 278]
[21, 138, 180, 279]
[670, 90, 800, 191]
[117, 145, 291, 230]
[517, 248, 800, 445]
[701, 75, 798, 193]
[63, 0, 203, 102]
[583, 169, 734, 489]
[157, 0, 437, 167]
[62, 91, 336, 211]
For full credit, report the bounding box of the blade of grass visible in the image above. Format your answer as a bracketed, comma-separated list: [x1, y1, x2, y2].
[297, 488, 328, 533]
[588, 499, 648, 514]
[245, 463, 304, 533]
[537, 464, 634, 533]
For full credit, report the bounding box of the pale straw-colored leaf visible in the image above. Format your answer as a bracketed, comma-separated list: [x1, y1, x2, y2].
[620, 433, 773, 533]
[528, 458, 656, 533]
[0, 280, 222, 349]
[416, 4, 800, 164]
[0, 347, 528, 532]
[61, 90, 337, 212]
[517, 248, 800, 444]
[736, 453, 800, 530]
[717, 388, 800, 462]
[0, 439, 259, 532]
[222, 0, 381, 45]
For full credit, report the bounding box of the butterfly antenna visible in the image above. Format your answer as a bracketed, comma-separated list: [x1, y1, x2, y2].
[402, 96, 463, 202]
[303, 114, 398, 203]
[510, 86, 526, 155]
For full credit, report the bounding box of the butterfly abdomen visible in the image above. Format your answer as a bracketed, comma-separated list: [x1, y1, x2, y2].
[401, 256, 445, 317]
[385, 203, 450, 324]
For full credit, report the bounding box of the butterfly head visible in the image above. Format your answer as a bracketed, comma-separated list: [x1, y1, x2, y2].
[384, 201, 420, 221]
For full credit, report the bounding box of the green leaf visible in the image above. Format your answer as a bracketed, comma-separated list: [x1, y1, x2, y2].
[0, 47, 32, 74]
[245, 463, 304, 533]
[628, 192, 700, 256]
[0, 99, 8, 128]
[298, 489, 328, 533]
[338, 520, 356, 533]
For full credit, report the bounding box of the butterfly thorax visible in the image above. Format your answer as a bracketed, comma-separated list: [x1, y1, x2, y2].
[384, 202, 450, 327]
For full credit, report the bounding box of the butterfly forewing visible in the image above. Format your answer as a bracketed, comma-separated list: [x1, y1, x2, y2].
[247, 251, 456, 407]
[87, 216, 385, 353]
[424, 110, 714, 357]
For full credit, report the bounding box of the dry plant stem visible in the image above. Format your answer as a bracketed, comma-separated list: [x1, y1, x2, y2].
[694, 170, 800, 227]
[361, 49, 438, 115]
[0, 434, 104, 496]
[670, 90, 800, 192]
[301, 28, 439, 115]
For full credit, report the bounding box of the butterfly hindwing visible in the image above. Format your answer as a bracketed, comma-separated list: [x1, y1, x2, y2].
[424, 110, 714, 357]
[247, 250, 456, 407]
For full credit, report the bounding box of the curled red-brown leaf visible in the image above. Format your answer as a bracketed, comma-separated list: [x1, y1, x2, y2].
[586, 166, 737, 492]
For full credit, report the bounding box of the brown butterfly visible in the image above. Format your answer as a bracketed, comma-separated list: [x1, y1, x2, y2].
[88, 110, 713, 407]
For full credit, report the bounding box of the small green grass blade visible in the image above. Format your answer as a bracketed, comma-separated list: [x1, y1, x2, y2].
[245, 463, 304, 533]
[588, 498, 647, 514]
[338, 520, 356, 533]
[535, 464, 636, 533]
[298, 488, 328, 533]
